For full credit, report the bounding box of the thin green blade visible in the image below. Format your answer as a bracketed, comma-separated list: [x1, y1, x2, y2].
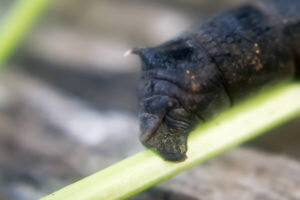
[41, 82, 300, 200]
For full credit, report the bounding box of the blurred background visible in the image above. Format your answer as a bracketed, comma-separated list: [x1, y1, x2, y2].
[0, 0, 299, 199]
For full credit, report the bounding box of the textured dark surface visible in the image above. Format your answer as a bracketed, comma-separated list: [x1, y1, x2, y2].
[137, 0, 300, 161]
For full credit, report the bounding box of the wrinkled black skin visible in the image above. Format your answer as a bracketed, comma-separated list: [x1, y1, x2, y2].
[136, 0, 300, 161]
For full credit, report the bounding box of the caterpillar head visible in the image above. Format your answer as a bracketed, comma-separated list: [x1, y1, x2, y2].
[132, 35, 230, 161]
[133, 38, 205, 161]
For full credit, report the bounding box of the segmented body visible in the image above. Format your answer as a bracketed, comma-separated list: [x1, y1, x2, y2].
[136, 0, 300, 161]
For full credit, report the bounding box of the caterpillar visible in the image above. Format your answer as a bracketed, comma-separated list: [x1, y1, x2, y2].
[132, 0, 300, 161]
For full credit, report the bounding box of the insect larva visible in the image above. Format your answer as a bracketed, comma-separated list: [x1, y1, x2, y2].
[134, 0, 300, 161]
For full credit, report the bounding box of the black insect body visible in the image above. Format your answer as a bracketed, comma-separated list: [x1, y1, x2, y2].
[134, 0, 300, 161]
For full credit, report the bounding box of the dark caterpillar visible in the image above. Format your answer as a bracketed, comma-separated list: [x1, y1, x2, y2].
[133, 0, 300, 161]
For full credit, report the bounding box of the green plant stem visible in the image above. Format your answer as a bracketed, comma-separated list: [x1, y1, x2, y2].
[0, 0, 51, 66]
[41, 82, 300, 200]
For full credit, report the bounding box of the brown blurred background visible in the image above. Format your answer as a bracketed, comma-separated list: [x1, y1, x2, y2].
[0, 0, 299, 199]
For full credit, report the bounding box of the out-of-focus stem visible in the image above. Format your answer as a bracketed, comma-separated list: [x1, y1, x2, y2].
[0, 0, 51, 66]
